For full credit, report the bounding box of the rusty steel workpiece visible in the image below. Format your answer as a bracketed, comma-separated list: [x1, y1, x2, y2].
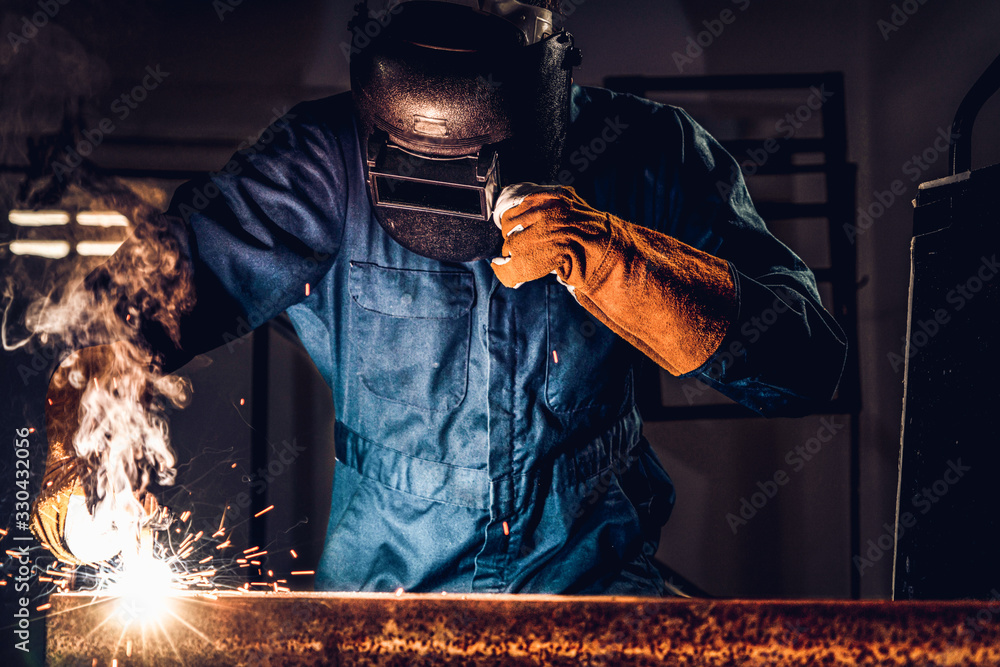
[46, 592, 1000, 666]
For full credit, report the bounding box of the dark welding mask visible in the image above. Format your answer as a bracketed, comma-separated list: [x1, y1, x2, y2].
[350, 0, 582, 262]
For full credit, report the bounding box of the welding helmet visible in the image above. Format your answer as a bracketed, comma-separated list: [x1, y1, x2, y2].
[349, 0, 582, 262]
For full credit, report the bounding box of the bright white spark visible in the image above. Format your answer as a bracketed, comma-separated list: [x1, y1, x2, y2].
[108, 555, 176, 625]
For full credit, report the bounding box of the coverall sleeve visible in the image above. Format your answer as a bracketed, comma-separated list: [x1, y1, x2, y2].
[659, 108, 848, 417]
[89, 99, 350, 373]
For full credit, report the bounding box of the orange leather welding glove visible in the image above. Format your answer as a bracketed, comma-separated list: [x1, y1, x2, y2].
[490, 184, 737, 375]
[31, 440, 87, 565]
[30, 351, 92, 565]
[32, 346, 162, 564]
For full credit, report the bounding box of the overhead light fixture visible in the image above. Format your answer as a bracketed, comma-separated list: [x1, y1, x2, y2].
[76, 241, 125, 256]
[77, 211, 130, 227]
[9, 240, 72, 259]
[8, 210, 71, 226]
[6, 209, 132, 259]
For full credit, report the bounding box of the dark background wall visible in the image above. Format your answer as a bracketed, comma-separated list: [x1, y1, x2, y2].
[3, 0, 1000, 609]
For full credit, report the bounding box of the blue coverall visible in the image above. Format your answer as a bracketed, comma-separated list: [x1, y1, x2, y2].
[151, 85, 847, 595]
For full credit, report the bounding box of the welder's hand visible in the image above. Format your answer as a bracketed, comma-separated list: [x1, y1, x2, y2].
[31, 348, 93, 564]
[30, 437, 87, 564]
[490, 183, 738, 375]
[490, 183, 612, 290]
[30, 346, 126, 564]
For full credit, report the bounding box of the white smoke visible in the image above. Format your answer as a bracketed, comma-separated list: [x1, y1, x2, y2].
[1, 7, 195, 560]
[8, 181, 195, 558]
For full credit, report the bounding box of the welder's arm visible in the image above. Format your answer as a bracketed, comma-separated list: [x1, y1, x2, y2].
[491, 184, 737, 376]
[112, 100, 349, 374]
[653, 108, 848, 416]
[32, 99, 353, 560]
[492, 103, 848, 417]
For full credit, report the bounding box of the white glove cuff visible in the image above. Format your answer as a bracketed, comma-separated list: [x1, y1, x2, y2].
[492, 182, 565, 230]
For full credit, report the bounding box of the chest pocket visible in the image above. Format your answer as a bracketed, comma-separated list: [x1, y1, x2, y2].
[349, 262, 474, 412]
[546, 283, 634, 414]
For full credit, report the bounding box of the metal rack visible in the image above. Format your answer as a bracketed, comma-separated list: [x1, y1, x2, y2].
[604, 72, 862, 598]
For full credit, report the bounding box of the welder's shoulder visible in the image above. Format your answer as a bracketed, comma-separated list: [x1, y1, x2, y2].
[572, 85, 696, 152]
[274, 92, 358, 146]
[574, 85, 689, 126]
[286, 92, 353, 123]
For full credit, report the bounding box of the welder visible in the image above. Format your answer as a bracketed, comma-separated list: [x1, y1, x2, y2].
[31, 0, 847, 595]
